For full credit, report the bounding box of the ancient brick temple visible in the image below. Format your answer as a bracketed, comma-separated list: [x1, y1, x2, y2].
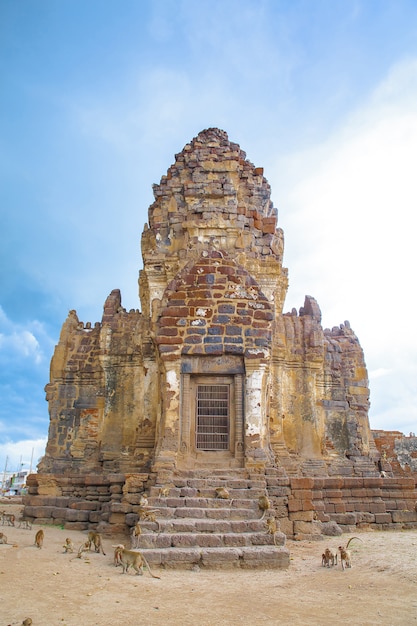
[24, 129, 417, 566]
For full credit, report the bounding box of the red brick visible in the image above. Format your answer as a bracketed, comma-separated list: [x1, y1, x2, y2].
[159, 317, 180, 327]
[156, 336, 183, 345]
[158, 327, 179, 336]
[161, 306, 189, 317]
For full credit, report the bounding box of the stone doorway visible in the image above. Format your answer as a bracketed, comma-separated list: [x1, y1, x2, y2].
[179, 369, 244, 469]
[195, 382, 230, 451]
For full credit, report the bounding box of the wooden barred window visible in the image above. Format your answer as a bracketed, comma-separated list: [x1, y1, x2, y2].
[196, 384, 229, 450]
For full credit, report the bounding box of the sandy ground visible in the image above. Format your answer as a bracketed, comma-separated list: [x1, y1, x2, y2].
[1, 498, 417, 626]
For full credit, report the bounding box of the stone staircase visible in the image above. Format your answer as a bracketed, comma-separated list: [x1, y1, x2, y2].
[130, 469, 290, 570]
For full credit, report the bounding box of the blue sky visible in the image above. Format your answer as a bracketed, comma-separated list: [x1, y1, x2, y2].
[1, 0, 417, 474]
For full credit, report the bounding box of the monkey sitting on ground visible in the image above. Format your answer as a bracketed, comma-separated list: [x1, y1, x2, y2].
[87, 530, 106, 555]
[76, 541, 90, 559]
[338, 537, 363, 570]
[113, 544, 160, 579]
[130, 521, 142, 549]
[258, 494, 271, 520]
[34, 529, 44, 548]
[321, 547, 337, 567]
[63, 537, 75, 553]
[0, 532, 8, 544]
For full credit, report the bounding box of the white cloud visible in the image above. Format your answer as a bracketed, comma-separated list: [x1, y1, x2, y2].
[369, 368, 392, 380]
[0, 438, 47, 476]
[273, 57, 417, 434]
[0, 306, 48, 365]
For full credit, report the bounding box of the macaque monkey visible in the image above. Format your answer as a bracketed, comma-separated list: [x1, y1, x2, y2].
[215, 486, 230, 499]
[112, 543, 123, 566]
[265, 517, 279, 546]
[63, 537, 75, 553]
[130, 521, 142, 549]
[87, 530, 106, 555]
[338, 537, 363, 570]
[158, 486, 170, 498]
[2, 512, 15, 526]
[0, 532, 8, 544]
[139, 493, 149, 507]
[321, 547, 337, 567]
[113, 544, 160, 579]
[18, 516, 32, 530]
[138, 508, 161, 532]
[76, 541, 90, 559]
[258, 494, 271, 520]
[34, 529, 44, 548]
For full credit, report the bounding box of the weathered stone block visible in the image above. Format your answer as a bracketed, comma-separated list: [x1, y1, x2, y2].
[391, 510, 417, 523]
[287, 498, 302, 512]
[110, 501, 131, 514]
[289, 510, 316, 522]
[293, 520, 321, 535]
[108, 513, 126, 524]
[64, 521, 89, 531]
[331, 512, 357, 525]
[66, 509, 90, 522]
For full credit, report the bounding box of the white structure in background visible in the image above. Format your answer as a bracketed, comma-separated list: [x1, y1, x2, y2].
[1, 451, 35, 495]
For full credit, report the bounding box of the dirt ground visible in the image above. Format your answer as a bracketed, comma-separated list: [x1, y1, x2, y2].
[1, 498, 416, 626]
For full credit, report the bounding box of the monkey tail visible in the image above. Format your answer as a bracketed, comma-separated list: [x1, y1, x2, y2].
[140, 552, 161, 579]
[346, 536, 363, 549]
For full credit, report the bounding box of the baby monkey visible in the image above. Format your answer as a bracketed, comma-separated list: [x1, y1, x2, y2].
[131, 521, 142, 549]
[321, 547, 337, 567]
[265, 517, 280, 546]
[63, 537, 75, 553]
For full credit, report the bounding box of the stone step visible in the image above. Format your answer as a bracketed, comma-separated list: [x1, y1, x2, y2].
[131, 469, 290, 570]
[149, 483, 266, 498]
[135, 530, 286, 550]
[152, 506, 259, 520]
[147, 496, 262, 510]
[301, 459, 328, 477]
[137, 545, 290, 569]
[139, 517, 267, 534]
